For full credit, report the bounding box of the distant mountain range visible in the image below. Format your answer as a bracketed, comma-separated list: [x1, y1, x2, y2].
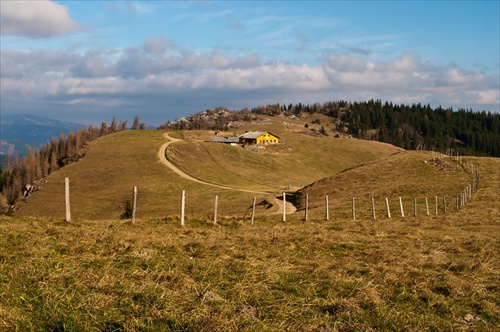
[0, 114, 85, 156]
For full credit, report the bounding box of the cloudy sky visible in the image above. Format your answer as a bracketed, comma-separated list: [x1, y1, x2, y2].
[1, 0, 499, 126]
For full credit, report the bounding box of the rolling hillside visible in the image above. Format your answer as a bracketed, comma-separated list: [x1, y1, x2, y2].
[293, 151, 485, 220]
[3, 123, 499, 331]
[14, 125, 401, 220]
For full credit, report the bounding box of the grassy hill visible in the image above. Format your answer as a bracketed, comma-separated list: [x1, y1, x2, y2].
[0, 158, 498, 330]
[14, 124, 400, 221]
[166, 129, 399, 192]
[293, 151, 485, 220]
[1, 122, 499, 330]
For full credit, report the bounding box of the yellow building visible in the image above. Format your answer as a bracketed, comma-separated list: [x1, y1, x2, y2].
[239, 131, 280, 145]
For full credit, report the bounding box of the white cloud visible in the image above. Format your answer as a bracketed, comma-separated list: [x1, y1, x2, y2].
[468, 90, 499, 105]
[1, 43, 498, 125]
[322, 52, 499, 106]
[0, 0, 81, 38]
[143, 37, 175, 55]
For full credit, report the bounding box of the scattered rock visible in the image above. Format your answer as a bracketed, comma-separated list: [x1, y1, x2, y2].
[239, 305, 258, 319]
[133, 248, 156, 258]
[428, 157, 455, 171]
[464, 313, 477, 322]
[202, 291, 224, 303]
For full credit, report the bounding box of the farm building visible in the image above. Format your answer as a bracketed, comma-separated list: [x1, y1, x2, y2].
[239, 131, 279, 145]
[211, 131, 280, 146]
[211, 136, 240, 145]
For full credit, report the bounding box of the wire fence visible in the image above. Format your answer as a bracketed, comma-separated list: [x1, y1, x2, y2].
[61, 160, 480, 225]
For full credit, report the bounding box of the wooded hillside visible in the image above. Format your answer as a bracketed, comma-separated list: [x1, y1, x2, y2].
[161, 100, 499, 157]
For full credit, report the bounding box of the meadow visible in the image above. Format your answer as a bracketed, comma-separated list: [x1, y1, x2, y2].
[1, 125, 498, 331]
[1, 201, 498, 330]
[13, 123, 399, 220]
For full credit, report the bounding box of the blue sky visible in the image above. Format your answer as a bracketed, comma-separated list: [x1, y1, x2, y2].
[1, 0, 499, 126]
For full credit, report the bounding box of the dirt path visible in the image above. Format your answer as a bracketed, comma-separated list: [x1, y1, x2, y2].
[158, 133, 297, 214]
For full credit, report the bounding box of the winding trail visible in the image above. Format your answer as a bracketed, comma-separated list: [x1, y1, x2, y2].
[158, 133, 297, 214]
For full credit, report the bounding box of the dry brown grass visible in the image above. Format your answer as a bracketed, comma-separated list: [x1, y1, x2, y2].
[4, 120, 498, 330]
[1, 156, 499, 331]
[14, 125, 399, 221]
[1, 203, 498, 330]
[294, 151, 484, 221]
[167, 131, 400, 193]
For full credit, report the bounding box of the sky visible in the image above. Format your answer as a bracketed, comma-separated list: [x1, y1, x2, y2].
[1, 0, 499, 126]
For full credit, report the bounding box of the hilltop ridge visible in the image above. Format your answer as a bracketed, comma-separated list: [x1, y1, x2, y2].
[159, 100, 500, 157]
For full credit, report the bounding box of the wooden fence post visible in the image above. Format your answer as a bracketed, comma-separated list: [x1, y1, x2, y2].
[251, 197, 256, 225]
[65, 177, 71, 222]
[325, 195, 329, 221]
[371, 197, 376, 220]
[443, 197, 446, 213]
[305, 194, 309, 221]
[181, 190, 185, 227]
[386, 197, 391, 219]
[456, 196, 459, 210]
[131, 186, 137, 224]
[283, 193, 286, 222]
[414, 198, 417, 217]
[399, 197, 404, 217]
[435, 196, 438, 215]
[425, 197, 429, 216]
[352, 196, 356, 220]
[213, 195, 218, 225]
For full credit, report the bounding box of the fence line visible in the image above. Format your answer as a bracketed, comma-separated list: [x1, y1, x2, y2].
[59, 160, 480, 224]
